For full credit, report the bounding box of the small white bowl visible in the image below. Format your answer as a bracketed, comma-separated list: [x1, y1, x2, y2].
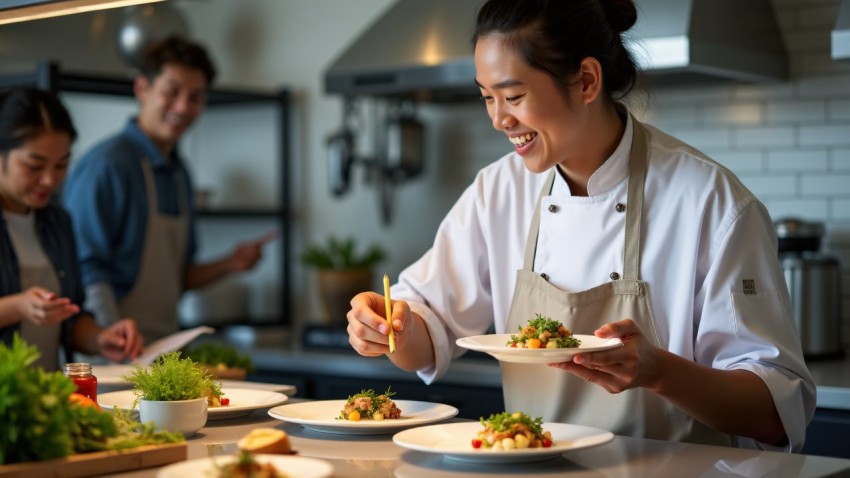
[139, 397, 208, 436]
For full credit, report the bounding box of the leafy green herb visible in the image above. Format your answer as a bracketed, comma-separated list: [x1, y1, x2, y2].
[520, 313, 563, 334]
[0, 336, 184, 466]
[104, 408, 184, 450]
[68, 402, 118, 453]
[184, 343, 254, 372]
[480, 411, 544, 436]
[0, 335, 76, 464]
[121, 351, 221, 402]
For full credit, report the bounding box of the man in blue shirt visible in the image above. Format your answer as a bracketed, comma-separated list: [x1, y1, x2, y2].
[62, 36, 273, 344]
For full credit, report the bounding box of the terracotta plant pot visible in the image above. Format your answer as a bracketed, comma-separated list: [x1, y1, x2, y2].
[199, 364, 247, 381]
[317, 268, 374, 325]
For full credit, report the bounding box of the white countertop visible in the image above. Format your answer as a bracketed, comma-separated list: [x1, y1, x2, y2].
[102, 407, 850, 478]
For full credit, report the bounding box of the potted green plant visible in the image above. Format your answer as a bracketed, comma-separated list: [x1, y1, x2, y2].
[184, 343, 255, 380]
[301, 236, 387, 325]
[122, 351, 221, 436]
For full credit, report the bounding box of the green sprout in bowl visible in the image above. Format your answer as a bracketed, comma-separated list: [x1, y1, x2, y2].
[121, 351, 221, 403]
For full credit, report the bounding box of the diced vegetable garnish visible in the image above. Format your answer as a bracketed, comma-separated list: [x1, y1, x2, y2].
[507, 314, 581, 349]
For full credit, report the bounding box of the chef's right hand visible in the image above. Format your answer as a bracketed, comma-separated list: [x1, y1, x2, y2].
[17, 286, 80, 326]
[347, 291, 410, 357]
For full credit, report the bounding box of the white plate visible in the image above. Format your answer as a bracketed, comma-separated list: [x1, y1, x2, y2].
[92, 364, 297, 395]
[156, 454, 333, 478]
[456, 334, 622, 364]
[393, 421, 613, 464]
[98, 388, 289, 420]
[268, 400, 458, 435]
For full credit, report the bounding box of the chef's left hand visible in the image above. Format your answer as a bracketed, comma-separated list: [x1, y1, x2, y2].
[97, 319, 144, 362]
[548, 318, 663, 393]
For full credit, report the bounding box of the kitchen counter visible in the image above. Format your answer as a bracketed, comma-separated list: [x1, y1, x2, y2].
[250, 348, 503, 389]
[248, 347, 850, 410]
[103, 407, 850, 477]
[806, 353, 850, 410]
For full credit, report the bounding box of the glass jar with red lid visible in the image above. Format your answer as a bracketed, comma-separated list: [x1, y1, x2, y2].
[64, 362, 97, 401]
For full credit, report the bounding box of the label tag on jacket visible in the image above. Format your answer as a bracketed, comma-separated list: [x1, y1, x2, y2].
[743, 279, 756, 295]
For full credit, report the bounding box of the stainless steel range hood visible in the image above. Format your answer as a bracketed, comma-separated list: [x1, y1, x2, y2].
[324, 0, 789, 101]
[832, 0, 850, 61]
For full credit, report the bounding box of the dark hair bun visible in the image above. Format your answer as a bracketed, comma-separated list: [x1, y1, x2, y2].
[600, 0, 637, 33]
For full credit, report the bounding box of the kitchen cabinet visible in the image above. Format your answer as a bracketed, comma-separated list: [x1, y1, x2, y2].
[803, 408, 850, 458]
[0, 61, 292, 323]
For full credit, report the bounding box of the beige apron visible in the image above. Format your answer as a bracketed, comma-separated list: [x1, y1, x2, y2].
[503, 118, 730, 446]
[118, 160, 187, 344]
[19, 266, 61, 371]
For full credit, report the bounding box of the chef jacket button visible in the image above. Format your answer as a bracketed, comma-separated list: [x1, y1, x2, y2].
[548, 204, 559, 213]
[610, 272, 620, 280]
[540, 273, 549, 281]
[615, 203, 626, 212]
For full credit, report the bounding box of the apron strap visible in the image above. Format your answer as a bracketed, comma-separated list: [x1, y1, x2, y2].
[523, 169, 557, 271]
[623, 117, 648, 281]
[140, 159, 190, 216]
[140, 160, 160, 212]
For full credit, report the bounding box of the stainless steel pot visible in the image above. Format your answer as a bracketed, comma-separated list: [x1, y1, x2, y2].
[775, 218, 844, 359]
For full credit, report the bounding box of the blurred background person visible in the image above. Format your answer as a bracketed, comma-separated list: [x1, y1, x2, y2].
[0, 87, 143, 370]
[62, 35, 274, 344]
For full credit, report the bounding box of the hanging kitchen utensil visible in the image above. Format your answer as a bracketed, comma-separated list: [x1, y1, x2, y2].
[327, 129, 354, 196]
[327, 97, 359, 197]
[326, 98, 425, 224]
[377, 101, 424, 223]
[384, 105, 424, 181]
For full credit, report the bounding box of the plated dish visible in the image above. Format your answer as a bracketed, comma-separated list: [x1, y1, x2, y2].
[392, 421, 614, 463]
[155, 454, 333, 478]
[268, 400, 458, 435]
[456, 334, 622, 364]
[98, 388, 289, 420]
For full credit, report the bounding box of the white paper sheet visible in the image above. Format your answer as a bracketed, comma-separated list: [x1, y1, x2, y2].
[132, 326, 215, 365]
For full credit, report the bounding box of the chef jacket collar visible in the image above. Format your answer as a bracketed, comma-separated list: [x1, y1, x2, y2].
[558, 105, 633, 197]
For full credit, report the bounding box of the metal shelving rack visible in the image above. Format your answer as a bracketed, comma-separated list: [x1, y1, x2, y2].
[0, 61, 292, 325]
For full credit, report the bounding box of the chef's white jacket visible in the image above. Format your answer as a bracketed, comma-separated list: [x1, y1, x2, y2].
[392, 115, 817, 452]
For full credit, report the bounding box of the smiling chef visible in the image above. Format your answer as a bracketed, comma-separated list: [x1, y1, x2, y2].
[346, 0, 815, 452]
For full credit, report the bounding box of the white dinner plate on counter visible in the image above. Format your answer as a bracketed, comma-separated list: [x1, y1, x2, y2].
[92, 364, 297, 395]
[98, 388, 289, 420]
[268, 400, 458, 435]
[456, 334, 622, 364]
[393, 421, 614, 464]
[156, 454, 333, 478]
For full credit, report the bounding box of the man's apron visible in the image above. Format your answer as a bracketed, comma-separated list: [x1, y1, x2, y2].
[118, 160, 187, 344]
[503, 118, 730, 446]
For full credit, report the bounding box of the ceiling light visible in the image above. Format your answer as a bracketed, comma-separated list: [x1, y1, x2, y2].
[0, 0, 166, 26]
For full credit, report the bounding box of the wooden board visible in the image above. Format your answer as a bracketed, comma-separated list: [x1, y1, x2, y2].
[0, 442, 187, 478]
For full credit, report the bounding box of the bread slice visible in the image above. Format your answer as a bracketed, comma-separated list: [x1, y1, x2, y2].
[237, 428, 292, 455]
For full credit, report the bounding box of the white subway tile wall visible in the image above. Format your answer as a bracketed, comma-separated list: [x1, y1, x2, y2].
[636, 0, 850, 347]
